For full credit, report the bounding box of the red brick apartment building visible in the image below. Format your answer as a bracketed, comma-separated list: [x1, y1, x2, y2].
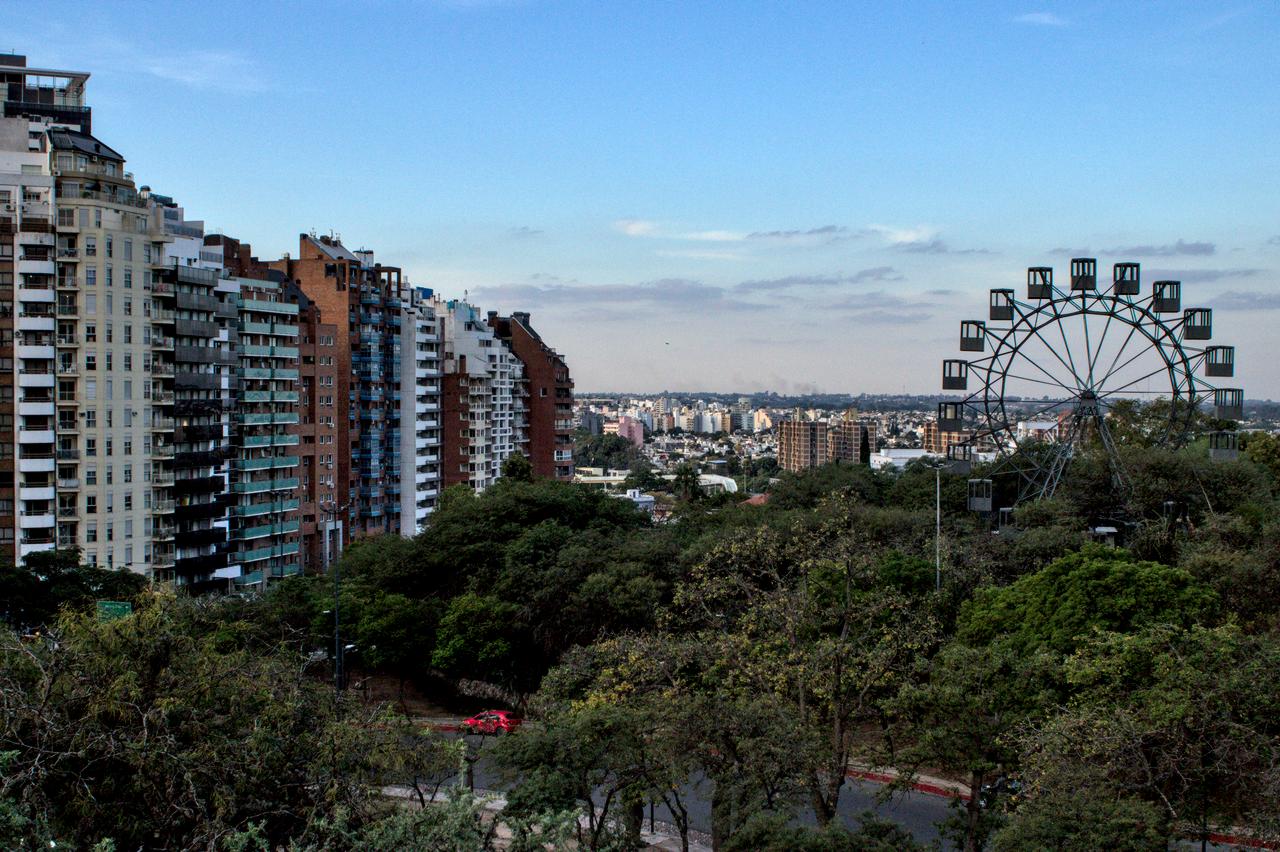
[487, 311, 575, 480]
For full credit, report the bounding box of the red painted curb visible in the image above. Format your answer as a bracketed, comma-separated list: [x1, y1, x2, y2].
[844, 768, 969, 801]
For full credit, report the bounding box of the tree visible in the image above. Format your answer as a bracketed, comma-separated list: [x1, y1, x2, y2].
[890, 641, 1057, 852]
[990, 781, 1168, 851]
[0, 593, 410, 850]
[957, 544, 1216, 656]
[0, 547, 147, 631]
[431, 592, 521, 687]
[574, 433, 639, 471]
[672, 462, 703, 502]
[501, 453, 535, 483]
[1015, 624, 1280, 845]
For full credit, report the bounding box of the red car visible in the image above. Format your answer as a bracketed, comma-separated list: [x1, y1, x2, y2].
[462, 710, 523, 735]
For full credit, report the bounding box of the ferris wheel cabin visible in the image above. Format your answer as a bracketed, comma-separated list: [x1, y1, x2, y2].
[1153, 280, 1181, 313]
[1027, 266, 1053, 300]
[1183, 308, 1212, 340]
[942, 359, 969, 390]
[1070, 257, 1097, 291]
[1214, 388, 1244, 421]
[960, 320, 986, 352]
[989, 289, 1014, 321]
[1205, 346, 1235, 377]
[1113, 262, 1141, 295]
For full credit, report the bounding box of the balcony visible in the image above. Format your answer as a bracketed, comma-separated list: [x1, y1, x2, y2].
[153, 445, 175, 459]
[55, 448, 80, 461]
[56, 303, 78, 317]
[152, 500, 176, 514]
[153, 391, 175, 404]
[56, 477, 80, 489]
[151, 362, 175, 377]
[56, 248, 79, 261]
[152, 335, 175, 349]
[152, 471, 176, 486]
[151, 416, 175, 430]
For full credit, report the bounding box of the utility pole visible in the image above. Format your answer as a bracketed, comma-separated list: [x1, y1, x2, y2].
[320, 500, 348, 695]
[936, 463, 942, 593]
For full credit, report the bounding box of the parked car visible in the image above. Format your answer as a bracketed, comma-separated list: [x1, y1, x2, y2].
[462, 710, 523, 735]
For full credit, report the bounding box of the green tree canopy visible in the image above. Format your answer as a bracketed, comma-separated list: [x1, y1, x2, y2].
[957, 544, 1216, 656]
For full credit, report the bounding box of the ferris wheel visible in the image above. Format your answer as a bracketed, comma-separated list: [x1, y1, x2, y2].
[937, 259, 1243, 507]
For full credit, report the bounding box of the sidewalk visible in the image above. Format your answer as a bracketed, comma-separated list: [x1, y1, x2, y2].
[383, 784, 713, 851]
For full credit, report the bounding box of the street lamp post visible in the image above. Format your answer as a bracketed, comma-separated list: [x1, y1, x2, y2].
[935, 463, 941, 593]
[319, 500, 348, 695]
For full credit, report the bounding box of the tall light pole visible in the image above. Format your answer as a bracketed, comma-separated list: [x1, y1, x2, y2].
[319, 500, 347, 695]
[935, 463, 941, 593]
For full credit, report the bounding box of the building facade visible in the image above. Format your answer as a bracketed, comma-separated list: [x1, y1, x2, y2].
[486, 311, 574, 480]
[231, 277, 302, 586]
[778, 417, 828, 472]
[438, 298, 525, 492]
[401, 287, 441, 532]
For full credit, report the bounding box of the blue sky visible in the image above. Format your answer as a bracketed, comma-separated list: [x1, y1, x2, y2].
[10, 1, 1280, 395]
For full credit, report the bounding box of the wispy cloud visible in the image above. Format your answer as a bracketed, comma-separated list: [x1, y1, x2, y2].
[655, 249, 745, 261]
[746, 225, 856, 246]
[507, 226, 543, 239]
[613, 218, 660, 237]
[473, 277, 766, 312]
[865, 224, 938, 245]
[1102, 239, 1216, 257]
[681, 230, 748, 242]
[1013, 12, 1068, 26]
[895, 238, 992, 256]
[135, 49, 268, 92]
[1146, 268, 1262, 283]
[735, 266, 903, 293]
[1209, 290, 1280, 310]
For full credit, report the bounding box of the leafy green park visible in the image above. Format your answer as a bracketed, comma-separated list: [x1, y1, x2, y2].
[4, 432, 1280, 849]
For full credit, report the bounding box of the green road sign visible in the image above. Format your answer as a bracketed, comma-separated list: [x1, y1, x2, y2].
[96, 600, 133, 622]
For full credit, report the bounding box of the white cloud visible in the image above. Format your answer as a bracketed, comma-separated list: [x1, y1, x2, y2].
[866, 224, 939, 245]
[655, 249, 746, 261]
[613, 218, 660, 237]
[1013, 12, 1068, 26]
[681, 229, 747, 242]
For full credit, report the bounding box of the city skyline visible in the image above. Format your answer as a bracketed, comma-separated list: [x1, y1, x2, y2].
[8, 0, 1279, 395]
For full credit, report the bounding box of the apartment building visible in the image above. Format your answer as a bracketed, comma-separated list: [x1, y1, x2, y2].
[231, 278, 302, 586]
[438, 298, 526, 492]
[777, 417, 828, 472]
[487, 311, 574, 480]
[0, 55, 75, 565]
[50, 127, 160, 573]
[921, 420, 972, 455]
[285, 288, 341, 572]
[828, 416, 877, 465]
[401, 286, 441, 532]
[271, 234, 431, 541]
[4, 53, 568, 579]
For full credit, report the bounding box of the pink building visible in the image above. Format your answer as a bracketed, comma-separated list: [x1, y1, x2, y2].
[608, 415, 645, 448]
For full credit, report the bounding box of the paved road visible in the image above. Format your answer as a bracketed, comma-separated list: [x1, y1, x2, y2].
[456, 735, 954, 848]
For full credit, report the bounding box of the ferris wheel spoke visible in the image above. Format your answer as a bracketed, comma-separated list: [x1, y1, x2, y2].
[1096, 317, 1142, 389]
[1049, 300, 1085, 388]
[998, 340, 1080, 394]
[1001, 370, 1079, 393]
[1080, 297, 1097, 384]
[1087, 304, 1118, 387]
[1022, 317, 1084, 391]
[1097, 363, 1172, 399]
[1017, 396, 1074, 425]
